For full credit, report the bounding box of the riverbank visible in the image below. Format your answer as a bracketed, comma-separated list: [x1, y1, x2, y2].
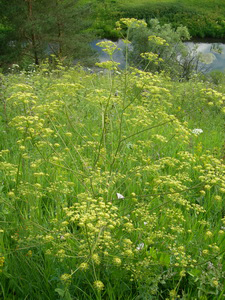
[90, 0, 225, 39]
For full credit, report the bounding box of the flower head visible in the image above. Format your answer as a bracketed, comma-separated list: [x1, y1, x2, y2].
[93, 280, 104, 291]
[192, 128, 203, 135]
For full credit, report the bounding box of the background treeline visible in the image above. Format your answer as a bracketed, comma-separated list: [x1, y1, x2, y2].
[0, 0, 96, 70]
[1, 0, 225, 70]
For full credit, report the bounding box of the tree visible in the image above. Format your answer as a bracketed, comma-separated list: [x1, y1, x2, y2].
[0, 0, 95, 68]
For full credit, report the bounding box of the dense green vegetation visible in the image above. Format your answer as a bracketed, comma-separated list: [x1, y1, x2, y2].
[92, 0, 225, 39]
[1, 0, 225, 70]
[0, 0, 225, 72]
[0, 0, 96, 70]
[0, 19, 225, 299]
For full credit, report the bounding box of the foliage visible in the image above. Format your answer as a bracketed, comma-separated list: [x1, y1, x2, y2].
[90, 0, 122, 39]
[204, 70, 225, 86]
[86, 0, 225, 39]
[0, 0, 95, 69]
[0, 20, 225, 299]
[119, 18, 204, 80]
[117, 0, 225, 39]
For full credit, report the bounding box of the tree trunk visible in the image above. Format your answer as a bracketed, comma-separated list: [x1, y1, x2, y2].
[56, 0, 63, 58]
[26, 0, 39, 65]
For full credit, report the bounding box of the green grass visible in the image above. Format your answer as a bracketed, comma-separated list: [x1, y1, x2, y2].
[88, 0, 225, 38]
[0, 50, 225, 299]
[119, 0, 224, 9]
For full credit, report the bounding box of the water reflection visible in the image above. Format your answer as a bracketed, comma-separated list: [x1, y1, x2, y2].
[186, 42, 225, 72]
[92, 39, 225, 72]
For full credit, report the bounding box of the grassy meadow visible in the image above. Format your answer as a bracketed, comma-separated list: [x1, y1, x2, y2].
[0, 29, 225, 298]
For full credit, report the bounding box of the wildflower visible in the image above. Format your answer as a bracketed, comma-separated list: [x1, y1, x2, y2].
[61, 221, 69, 226]
[123, 238, 132, 245]
[0, 256, 5, 267]
[192, 128, 203, 135]
[206, 231, 213, 238]
[148, 35, 168, 46]
[204, 185, 211, 190]
[180, 270, 186, 277]
[95, 61, 120, 71]
[123, 249, 134, 257]
[202, 249, 209, 255]
[214, 195, 222, 202]
[124, 222, 134, 232]
[212, 279, 219, 287]
[65, 132, 72, 137]
[169, 289, 177, 298]
[57, 249, 66, 257]
[212, 245, 220, 252]
[113, 257, 122, 266]
[44, 235, 54, 242]
[116, 193, 124, 199]
[60, 273, 71, 282]
[96, 40, 118, 56]
[93, 280, 104, 291]
[92, 254, 100, 265]
[8, 191, 15, 198]
[79, 262, 89, 271]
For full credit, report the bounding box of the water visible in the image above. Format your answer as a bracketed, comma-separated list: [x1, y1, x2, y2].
[186, 42, 225, 72]
[90, 39, 130, 69]
[92, 39, 225, 72]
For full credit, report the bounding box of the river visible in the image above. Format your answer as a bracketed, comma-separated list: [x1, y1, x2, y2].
[91, 39, 225, 72]
[186, 41, 225, 72]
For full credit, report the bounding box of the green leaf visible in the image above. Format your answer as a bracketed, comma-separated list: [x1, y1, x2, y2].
[159, 253, 170, 266]
[55, 288, 73, 300]
[55, 288, 65, 297]
[188, 268, 201, 277]
[64, 290, 73, 300]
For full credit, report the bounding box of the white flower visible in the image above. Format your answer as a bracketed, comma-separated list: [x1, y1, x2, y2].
[192, 128, 203, 135]
[12, 64, 19, 68]
[144, 222, 148, 225]
[136, 242, 144, 250]
[116, 193, 125, 199]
